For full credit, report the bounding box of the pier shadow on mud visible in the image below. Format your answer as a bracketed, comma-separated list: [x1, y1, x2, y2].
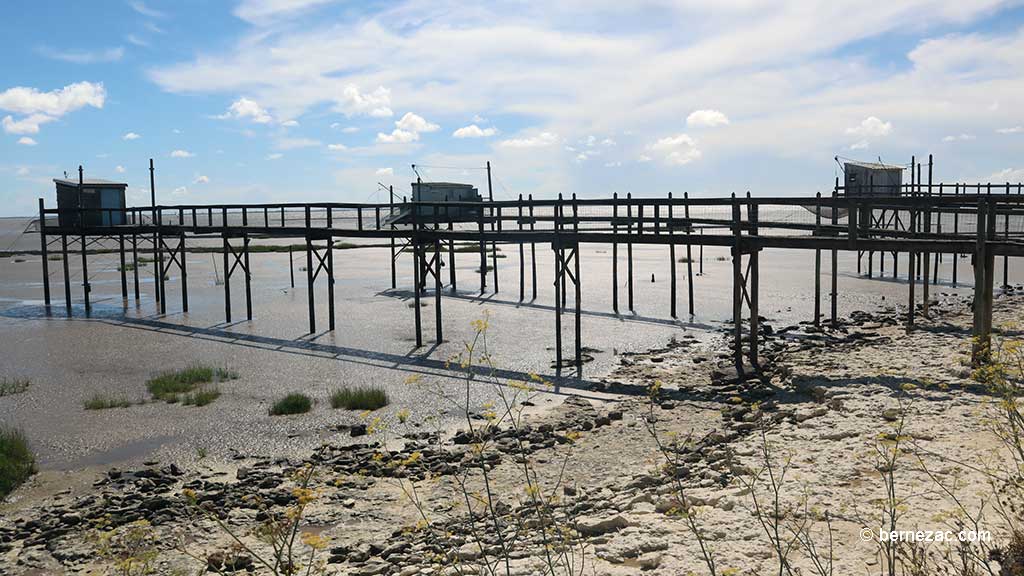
[0, 302, 712, 402]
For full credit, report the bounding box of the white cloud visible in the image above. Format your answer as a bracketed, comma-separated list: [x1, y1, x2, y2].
[38, 46, 124, 64]
[375, 167, 394, 176]
[123, 132, 141, 140]
[335, 85, 392, 118]
[849, 140, 869, 150]
[234, 0, 336, 24]
[453, 124, 498, 138]
[604, 161, 622, 167]
[988, 168, 1024, 182]
[217, 97, 273, 123]
[395, 112, 439, 133]
[116, 165, 126, 173]
[649, 134, 701, 165]
[500, 132, 558, 148]
[276, 137, 320, 150]
[126, 34, 149, 48]
[172, 186, 188, 196]
[15, 167, 29, 177]
[376, 112, 438, 144]
[170, 149, 194, 158]
[194, 175, 210, 184]
[2, 114, 55, 135]
[376, 129, 418, 144]
[266, 153, 283, 160]
[129, 1, 166, 18]
[280, 119, 299, 127]
[0, 82, 105, 137]
[327, 143, 348, 151]
[686, 109, 730, 128]
[846, 116, 893, 138]
[942, 133, 975, 142]
[997, 126, 1022, 134]
[17, 137, 37, 146]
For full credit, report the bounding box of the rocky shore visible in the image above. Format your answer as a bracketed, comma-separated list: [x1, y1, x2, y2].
[2, 289, 1021, 575]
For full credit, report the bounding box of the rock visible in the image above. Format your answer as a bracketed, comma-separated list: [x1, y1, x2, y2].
[638, 552, 663, 570]
[881, 408, 900, 422]
[577, 514, 631, 536]
[350, 424, 368, 437]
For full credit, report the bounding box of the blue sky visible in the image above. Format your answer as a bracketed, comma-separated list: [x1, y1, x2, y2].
[2, 0, 1024, 216]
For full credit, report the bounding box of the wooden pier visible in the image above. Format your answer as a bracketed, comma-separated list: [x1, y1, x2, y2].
[34, 160, 1024, 377]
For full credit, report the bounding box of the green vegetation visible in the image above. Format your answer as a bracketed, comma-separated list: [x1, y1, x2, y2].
[330, 386, 389, 411]
[181, 386, 221, 407]
[0, 378, 30, 397]
[47, 254, 63, 261]
[146, 364, 237, 403]
[0, 426, 34, 499]
[269, 393, 313, 415]
[84, 394, 133, 410]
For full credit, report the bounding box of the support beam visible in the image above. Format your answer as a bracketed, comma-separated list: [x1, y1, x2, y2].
[732, 196, 743, 367]
[627, 192, 634, 312]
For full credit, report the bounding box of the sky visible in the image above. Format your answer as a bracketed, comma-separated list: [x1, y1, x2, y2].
[2, 0, 1024, 216]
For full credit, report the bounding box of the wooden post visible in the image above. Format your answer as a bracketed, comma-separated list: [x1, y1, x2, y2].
[923, 203, 931, 317]
[389, 186, 397, 290]
[731, 195, 743, 367]
[1004, 182, 1011, 287]
[519, 195, 525, 302]
[150, 160, 160, 304]
[325, 211, 334, 331]
[907, 207, 917, 330]
[478, 201, 486, 294]
[61, 234, 71, 314]
[434, 239, 442, 343]
[612, 192, 619, 314]
[306, 206, 315, 334]
[669, 192, 677, 318]
[180, 232, 189, 313]
[223, 232, 231, 323]
[131, 233, 139, 301]
[38, 198, 51, 308]
[749, 194, 759, 366]
[412, 203, 422, 348]
[684, 192, 694, 316]
[529, 194, 537, 300]
[953, 183, 959, 285]
[830, 184, 838, 327]
[972, 199, 992, 364]
[573, 195, 582, 373]
[492, 205, 500, 293]
[627, 193, 634, 312]
[553, 237, 562, 373]
[814, 192, 822, 327]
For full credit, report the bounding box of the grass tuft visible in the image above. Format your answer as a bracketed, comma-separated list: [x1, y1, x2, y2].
[84, 394, 133, 410]
[146, 364, 237, 402]
[182, 386, 221, 407]
[0, 378, 30, 397]
[0, 426, 35, 499]
[270, 393, 313, 416]
[330, 386, 389, 411]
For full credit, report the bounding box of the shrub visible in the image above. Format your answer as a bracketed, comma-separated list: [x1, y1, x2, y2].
[0, 426, 35, 498]
[0, 378, 30, 397]
[330, 386, 389, 411]
[146, 364, 237, 402]
[270, 393, 313, 415]
[84, 394, 133, 410]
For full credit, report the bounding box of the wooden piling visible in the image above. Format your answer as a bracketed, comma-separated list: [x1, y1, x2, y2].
[38, 199, 51, 308]
[684, 192, 694, 316]
[669, 192, 677, 319]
